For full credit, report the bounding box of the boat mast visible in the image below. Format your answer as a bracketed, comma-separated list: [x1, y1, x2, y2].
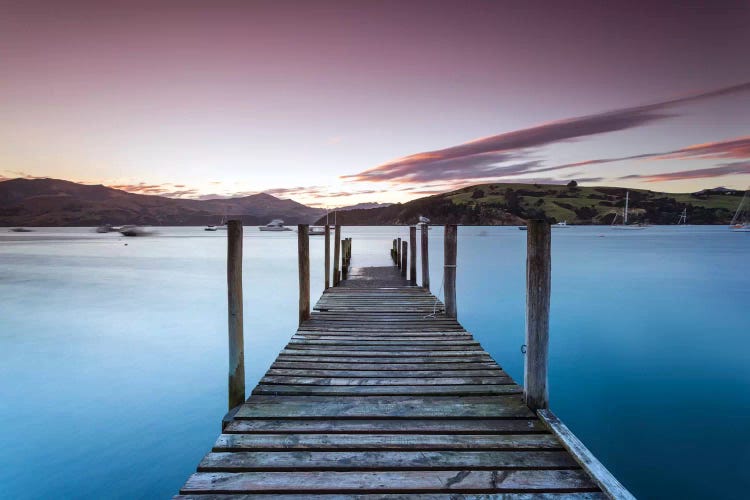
[624, 191, 629, 225]
[731, 191, 748, 226]
[679, 208, 687, 225]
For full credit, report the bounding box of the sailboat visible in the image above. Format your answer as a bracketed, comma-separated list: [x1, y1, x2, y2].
[677, 208, 688, 226]
[611, 191, 647, 230]
[205, 214, 228, 231]
[729, 190, 749, 232]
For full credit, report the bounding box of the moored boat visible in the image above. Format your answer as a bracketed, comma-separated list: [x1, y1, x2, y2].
[611, 191, 647, 230]
[259, 219, 292, 231]
[309, 226, 326, 235]
[729, 190, 749, 232]
[119, 225, 148, 236]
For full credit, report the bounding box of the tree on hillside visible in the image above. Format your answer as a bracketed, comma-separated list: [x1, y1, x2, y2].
[567, 180, 578, 188]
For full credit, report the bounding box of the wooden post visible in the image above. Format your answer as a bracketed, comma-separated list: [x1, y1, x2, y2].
[333, 225, 341, 286]
[298, 224, 310, 325]
[397, 237, 401, 268]
[226, 220, 245, 410]
[341, 239, 348, 280]
[444, 224, 457, 318]
[421, 224, 430, 290]
[324, 225, 330, 289]
[524, 220, 551, 410]
[392, 239, 397, 264]
[401, 241, 407, 277]
[409, 226, 417, 285]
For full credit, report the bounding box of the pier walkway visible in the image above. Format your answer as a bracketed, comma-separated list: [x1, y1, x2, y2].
[177, 262, 627, 498]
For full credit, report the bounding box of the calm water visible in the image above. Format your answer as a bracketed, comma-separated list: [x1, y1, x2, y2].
[1, 226, 748, 499]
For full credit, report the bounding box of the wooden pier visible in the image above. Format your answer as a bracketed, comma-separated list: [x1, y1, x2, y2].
[177, 223, 633, 499]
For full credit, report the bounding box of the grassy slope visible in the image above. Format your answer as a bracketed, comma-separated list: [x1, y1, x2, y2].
[447, 183, 742, 224]
[323, 183, 744, 225]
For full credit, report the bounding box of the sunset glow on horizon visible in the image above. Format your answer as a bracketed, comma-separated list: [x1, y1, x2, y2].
[2, 0, 749, 206]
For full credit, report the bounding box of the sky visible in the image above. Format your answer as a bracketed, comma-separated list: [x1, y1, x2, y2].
[1, 0, 749, 206]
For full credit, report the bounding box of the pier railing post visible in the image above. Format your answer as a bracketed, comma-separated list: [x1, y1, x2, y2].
[324, 225, 330, 289]
[524, 220, 551, 410]
[444, 224, 457, 318]
[401, 240, 408, 277]
[298, 224, 310, 325]
[421, 224, 430, 290]
[341, 238, 350, 280]
[409, 226, 417, 285]
[333, 225, 341, 286]
[397, 237, 402, 269]
[226, 220, 245, 410]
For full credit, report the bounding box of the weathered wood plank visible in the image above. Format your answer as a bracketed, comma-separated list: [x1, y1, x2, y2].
[271, 361, 501, 371]
[252, 384, 521, 396]
[265, 369, 508, 378]
[181, 469, 598, 494]
[199, 450, 579, 471]
[176, 493, 607, 499]
[235, 396, 535, 419]
[279, 349, 486, 357]
[214, 433, 562, 451]
[274, 355, 495, 364]
[288, 339, 479, 346]
[223, 418, 548, 435]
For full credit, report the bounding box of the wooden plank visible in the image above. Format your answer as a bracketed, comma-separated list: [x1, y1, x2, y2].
[199, 450, 579, 471]
[279, 349, 486, 357]
[283, 345, 483, 352]
[224, 418, 548, 435]
[214, 433, 562, 451]
[538, 410, 634, 500]
[271, 361, 501, 371]
[176, 493, 607, 499]
[181, 469, 599, 494]
[265, 369, 507, 378]
[235, 395, 536, 419]
[261, 377, 513, 387]
[288, 339, 479, 346]
[252, 384, 521, 396]
[260, 374, 511, 384]
[274, 355, 494, 364]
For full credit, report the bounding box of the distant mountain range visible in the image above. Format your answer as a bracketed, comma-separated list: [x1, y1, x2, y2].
[1, 178, 744, 227]
[0, 178, 325, 226]
[315, 183, 746, 226]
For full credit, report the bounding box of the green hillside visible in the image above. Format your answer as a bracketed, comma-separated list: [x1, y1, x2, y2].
[321, 183, 744, 225]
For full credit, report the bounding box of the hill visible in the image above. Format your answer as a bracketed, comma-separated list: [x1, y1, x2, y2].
[0, 178, 325, 226]
[315, 183, 744, 226]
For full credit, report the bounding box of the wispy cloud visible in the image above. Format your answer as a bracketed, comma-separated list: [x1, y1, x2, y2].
[619, 161, 750, 183]
[342, 82, 750, 184]
[549, 136, 750, 171]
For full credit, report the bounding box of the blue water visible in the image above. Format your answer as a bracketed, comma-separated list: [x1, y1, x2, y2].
[0, 226, 748, 499]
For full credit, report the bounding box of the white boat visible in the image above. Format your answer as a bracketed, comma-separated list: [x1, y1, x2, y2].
[677, 208, 688, 225]
[729, 190, 749, 232]
[416, 215, 432, 230]
[552, 221, 570, 228]
[119, 225, 148, 236]
[259, 219, 292, 231]
[205, 215, 228, 231]
[309, 226, 326, 235]
[611, 191, 647, 230]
